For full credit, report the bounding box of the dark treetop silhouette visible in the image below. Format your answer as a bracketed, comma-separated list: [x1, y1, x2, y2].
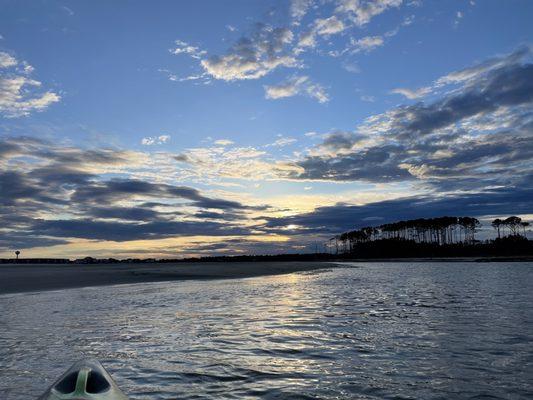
[328, 216, 532, 258]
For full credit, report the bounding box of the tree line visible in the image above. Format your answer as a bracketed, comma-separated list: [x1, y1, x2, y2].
[329, 216, 530, 254]
[491, 216, 530, 238]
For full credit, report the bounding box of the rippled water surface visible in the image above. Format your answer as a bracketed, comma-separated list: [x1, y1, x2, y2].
[1, 262, 533, 399]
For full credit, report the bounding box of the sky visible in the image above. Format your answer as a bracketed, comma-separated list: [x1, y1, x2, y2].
[0, 0, 532, 258]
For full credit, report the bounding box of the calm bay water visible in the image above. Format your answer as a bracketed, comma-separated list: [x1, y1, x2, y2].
[1, 262, 532, 399]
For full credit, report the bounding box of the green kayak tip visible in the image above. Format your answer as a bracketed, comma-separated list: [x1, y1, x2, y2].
[39, 359, 128, 400]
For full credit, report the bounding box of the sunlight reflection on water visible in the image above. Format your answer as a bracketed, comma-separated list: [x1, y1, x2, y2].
[1, 262, 532, 399]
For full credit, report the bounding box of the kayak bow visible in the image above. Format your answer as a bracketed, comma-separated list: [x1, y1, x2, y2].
[39, 359, 128, 400]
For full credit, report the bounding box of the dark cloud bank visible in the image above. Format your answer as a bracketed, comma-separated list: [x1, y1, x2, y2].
[287, 47, 533, 191]
[0, 137, 261, 250]
[263, 186, 533, 235]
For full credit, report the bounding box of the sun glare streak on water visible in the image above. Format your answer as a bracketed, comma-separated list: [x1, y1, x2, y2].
[0, 262, 532, 399]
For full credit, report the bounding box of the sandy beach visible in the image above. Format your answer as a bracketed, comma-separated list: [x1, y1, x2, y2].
[0, 261, 336, 295]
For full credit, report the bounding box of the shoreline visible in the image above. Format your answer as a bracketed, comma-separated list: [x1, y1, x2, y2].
[339, 256, 533, 262]
[1, 257, 531, 295]
[0, 261, 337, 295]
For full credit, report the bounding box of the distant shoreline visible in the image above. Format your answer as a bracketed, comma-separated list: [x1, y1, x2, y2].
[342, 256, 533, 262]
[2, 253, 533, 266]
[0, 261, 337, 295]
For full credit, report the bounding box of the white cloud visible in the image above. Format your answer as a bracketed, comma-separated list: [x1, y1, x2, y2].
[202, 54, 297, 81]
[62, 6, 74, 16]
[314, 16, 346, 36]
[141, 135, 171, 146]
[360, 95, 375, 102]
[0, 52, 60, 118]
[165, 0, 406, 91]
[296, 15, 346, 51]
[343, 62, 361, 73]
[21, 61, 34, 74]
[174, 145, 283, 181]
[267, 137, 297, 147]
[214, 139, 234, 146]
[390, 86, 431, 99]
[171, 39, 207, 59]
[0, 52, 17, 68]
[435, 49, 530, 86]
[336, 0, 403, 26]
[201, 26, 297, 81]
[296, 30, 317, 50]
[454, 10, 464, 27]
[178, 74, 204, 82]
[264, 75, 329, 103]
[265, 76, 307, 99]
[402, 14, 415, 26]
[350, 35, 384, 53]
[291, 0, 314, 24]
[306, 82, 330, 103]
[160, 68, 206, 84]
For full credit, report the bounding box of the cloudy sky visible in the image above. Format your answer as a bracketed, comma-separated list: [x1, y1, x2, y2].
[1, 0, 532, 258]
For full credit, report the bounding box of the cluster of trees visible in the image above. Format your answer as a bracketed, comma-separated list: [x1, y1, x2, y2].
[330, 215, 530, 255]
[491, 216, 530, 238]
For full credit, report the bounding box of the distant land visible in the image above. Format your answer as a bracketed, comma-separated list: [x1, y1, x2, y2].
[0, 261, 336, 295]
[1, 216, 531, 265]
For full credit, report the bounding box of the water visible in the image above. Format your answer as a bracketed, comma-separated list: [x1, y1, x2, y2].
[1, 262, 532, 399]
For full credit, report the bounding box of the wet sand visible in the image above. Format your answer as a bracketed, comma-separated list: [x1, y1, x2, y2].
[0, 261, 336, 295]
